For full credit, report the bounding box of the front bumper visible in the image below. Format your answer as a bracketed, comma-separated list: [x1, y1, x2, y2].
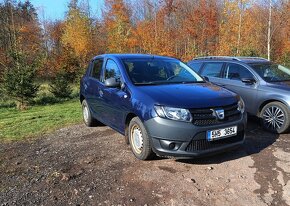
[144, 113, 247, 158]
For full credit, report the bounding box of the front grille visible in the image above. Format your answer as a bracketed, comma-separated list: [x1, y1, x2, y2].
[190, 103, 241, 126]
[185, 132, 244, 152]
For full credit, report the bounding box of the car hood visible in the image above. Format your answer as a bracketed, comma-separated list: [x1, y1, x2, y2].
[136, 83, 239, 108]
[266, 81, 290, 92]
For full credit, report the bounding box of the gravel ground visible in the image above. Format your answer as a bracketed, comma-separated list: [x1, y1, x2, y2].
[0, 118, 290, 206]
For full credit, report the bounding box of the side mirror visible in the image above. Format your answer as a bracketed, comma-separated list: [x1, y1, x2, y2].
[104, 77, 120, 88]
[203, 76, 209, 82]
[241, 78, 256, 85]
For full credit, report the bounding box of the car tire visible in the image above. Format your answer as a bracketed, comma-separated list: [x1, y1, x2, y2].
[128, 117, 154, 160]
[82, 99, 99, 127]
[261, 102, 290, 134]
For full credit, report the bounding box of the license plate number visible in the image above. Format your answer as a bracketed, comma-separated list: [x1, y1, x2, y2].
[207, 126, 237, 141]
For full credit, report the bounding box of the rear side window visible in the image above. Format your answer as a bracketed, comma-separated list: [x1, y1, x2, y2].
[201, 63, 223, 77]
[187, 62, 203, 72]
[223, 63, 253, 80]
[104, 59, 121, 81]
[91, 59, 103, 80]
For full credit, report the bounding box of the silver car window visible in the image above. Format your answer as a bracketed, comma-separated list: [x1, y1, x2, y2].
[224, 63, 253, 80]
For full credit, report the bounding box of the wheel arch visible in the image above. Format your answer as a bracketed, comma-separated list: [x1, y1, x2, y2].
[258, 99, 289, 116]
[124, 113, 138, 144]
[80, 94, 85, 103]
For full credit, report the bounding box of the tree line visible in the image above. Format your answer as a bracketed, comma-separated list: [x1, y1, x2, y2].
[0, 0, 289, 108]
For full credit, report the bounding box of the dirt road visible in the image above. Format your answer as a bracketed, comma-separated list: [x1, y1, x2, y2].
[0, 119, 290, 206]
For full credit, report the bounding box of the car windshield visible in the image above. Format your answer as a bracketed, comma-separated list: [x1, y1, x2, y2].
[250, 63, 290, 82]
[122, 58, 204, 85]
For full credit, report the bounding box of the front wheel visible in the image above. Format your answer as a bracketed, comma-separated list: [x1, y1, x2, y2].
[128, 117, 154, 160]
[261, 102, 290, 133]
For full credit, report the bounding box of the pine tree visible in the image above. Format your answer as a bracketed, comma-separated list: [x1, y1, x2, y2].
[50, 69, 72, 99]
[2, 51, 39, 109]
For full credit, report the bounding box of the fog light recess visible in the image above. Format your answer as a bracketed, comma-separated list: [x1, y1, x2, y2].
[160, 140, 181, 151]
[169, 143, 175, 150]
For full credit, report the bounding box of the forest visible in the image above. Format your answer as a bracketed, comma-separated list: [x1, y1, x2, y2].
[0, 0, 289, 108]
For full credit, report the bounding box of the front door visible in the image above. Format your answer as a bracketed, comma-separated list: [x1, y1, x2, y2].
[99, 59, 128, 131]
[221, 63, 258, 114]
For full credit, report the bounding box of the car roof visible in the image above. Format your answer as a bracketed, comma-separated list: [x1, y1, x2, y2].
[93, 53, 177, 60]
[189, 56, 270, 64]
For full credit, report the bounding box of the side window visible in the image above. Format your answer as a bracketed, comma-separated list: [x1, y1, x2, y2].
[187, 62, 203, 72]
[91, 59, 103, 80]
[104, 59, 121, 81]
[224, 63, 253, 80]
[201, 63, 223, 77]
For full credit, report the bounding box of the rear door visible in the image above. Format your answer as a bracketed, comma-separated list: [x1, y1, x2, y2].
[220, 63, 258, 114]
[199, 62, 225, 85]
[85, 58, 105, 121]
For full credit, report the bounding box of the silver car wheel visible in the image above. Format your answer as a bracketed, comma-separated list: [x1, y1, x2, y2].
[130, 124, 143, 154]
[263, 106, 285, 130]
[83, 104, 89, 124]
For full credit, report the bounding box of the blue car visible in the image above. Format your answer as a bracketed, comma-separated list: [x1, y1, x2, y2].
[80, 54, 247, 160]
[188, 56, 290, 133]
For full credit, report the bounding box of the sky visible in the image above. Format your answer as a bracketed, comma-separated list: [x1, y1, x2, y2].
[25, 0, 104, 20]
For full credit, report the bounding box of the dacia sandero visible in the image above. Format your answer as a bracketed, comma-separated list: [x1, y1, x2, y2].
[80, 54, 247, 160]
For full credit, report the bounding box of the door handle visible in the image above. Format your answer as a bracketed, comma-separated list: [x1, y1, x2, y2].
[84, 83, 88, 90]
[98, 89, 104, 97]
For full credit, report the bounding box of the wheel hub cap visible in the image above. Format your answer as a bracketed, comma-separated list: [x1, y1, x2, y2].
[131, 125, 143, 154]
[83, 105, 89, 123]
[263, 106, 285, 130]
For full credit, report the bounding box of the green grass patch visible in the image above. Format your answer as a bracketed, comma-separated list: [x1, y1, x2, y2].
[0, 82, 80, 108]
[0, 100, 82, 141]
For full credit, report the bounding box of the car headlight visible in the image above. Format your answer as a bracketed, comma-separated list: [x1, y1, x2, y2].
[154, 106, 192, 122]
[237, 98, 245, 113]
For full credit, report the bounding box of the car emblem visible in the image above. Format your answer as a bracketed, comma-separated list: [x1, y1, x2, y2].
[212, 109, 225, 120]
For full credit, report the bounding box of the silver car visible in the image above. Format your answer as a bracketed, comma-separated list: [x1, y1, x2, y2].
[188, 56, 290, 133]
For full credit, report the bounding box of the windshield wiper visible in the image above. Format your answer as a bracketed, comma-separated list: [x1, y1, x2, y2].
[180, 81, 205, 84]
[134, 82, 158, 86]
[135, 81, 176, 85]
[134, 81, 205, 85]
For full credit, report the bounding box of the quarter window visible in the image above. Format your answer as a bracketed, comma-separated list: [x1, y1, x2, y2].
[91, 59, 103, 80]
[104, 59, 121, 81]
[224, 63, 253, 80]
[201, 63, 223, 77]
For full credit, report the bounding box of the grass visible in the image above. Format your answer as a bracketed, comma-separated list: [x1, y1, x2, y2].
[0, 100, 83, 141]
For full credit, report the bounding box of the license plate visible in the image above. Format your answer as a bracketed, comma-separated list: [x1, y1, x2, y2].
[207, 126, 237, 141]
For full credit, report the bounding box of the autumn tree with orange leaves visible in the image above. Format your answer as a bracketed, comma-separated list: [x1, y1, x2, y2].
[104, 0, 134, 53]
[1, 0, 290, 86]
[61, 0, 92, 67]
